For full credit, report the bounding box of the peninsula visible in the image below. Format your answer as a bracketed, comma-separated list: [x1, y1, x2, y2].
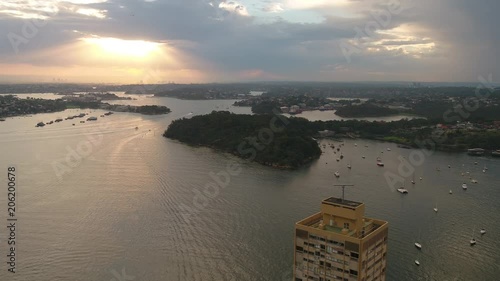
[164, 111, 321, 169]
[0, 95, 170, 119]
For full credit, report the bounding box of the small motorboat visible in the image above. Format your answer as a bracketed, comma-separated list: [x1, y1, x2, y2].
[470, 238, 476, 246]
[397, 188, 408, 194]
[462, 183, 468, 190]
[415, 260, 420, 266]
[449, 190, 453, 194]
[334, 171, 340, 178]
[480, 229, 486, 235]
[414, 242, 422, 250]
[36, 122, 45, 127]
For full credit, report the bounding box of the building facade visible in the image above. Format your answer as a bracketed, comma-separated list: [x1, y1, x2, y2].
[294, 197, 388, 281]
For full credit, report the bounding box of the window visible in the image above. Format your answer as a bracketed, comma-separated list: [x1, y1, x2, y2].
[343, 222, 350, 229]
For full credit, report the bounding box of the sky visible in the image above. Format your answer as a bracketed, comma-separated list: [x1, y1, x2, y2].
[0, 0, 498, 84]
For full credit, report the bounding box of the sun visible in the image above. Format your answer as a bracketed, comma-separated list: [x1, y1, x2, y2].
[82, 36, 162, 57]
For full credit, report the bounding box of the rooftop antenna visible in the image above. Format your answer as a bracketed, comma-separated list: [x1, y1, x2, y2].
[334, 184, 354, 202]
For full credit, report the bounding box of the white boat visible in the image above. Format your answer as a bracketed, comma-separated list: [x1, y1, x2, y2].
[415, 260, 420, 266]
[480, 229, 486, 235]
[470, 227, 477, 245]
[334, 171, 340, 178]
[347, 163, 351, 169]
[449, 189, 453, 194]
[462, 183, 468, 190]
[376, 157, 384, 166]
[354, 143, 357, 147]
[471, 179, 478, 184]
[387, 148, 391, 151]
[482, 169, 486, 173]
[433, 206, 438, 213]
[419, 177, 423, 180]
[414, 242, 422, 250]
[397, 188, 408, 194]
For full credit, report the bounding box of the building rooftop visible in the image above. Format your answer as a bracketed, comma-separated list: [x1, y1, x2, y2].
[322, 196, 363, 208]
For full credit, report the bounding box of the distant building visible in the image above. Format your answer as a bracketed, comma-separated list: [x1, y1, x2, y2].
[290, 105, 302, 115]
[294, 196, 389, 281]
[318, 130, 335, 138]
[280, 106, 290, 113]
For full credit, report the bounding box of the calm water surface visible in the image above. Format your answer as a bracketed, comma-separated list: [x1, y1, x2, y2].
[0, 95, 498, 281]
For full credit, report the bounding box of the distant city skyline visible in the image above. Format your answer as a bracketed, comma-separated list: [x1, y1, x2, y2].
[0, 0, 498, 83]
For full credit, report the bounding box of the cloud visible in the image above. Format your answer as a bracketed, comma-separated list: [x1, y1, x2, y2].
[262, 3, 284, 13]
[218, 1, 249, 17]
[0, 0, 498, 83]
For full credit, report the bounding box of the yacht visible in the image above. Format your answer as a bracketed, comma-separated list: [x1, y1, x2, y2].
[376, 157, 384, 167]
[470, 227, 477, 245]
[397, 188, 408, 194]
[470, 238, 476, 246]
[467, 148, 485, 156]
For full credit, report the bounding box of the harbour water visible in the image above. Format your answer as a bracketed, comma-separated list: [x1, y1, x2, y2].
[0, 95, 499, 281]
